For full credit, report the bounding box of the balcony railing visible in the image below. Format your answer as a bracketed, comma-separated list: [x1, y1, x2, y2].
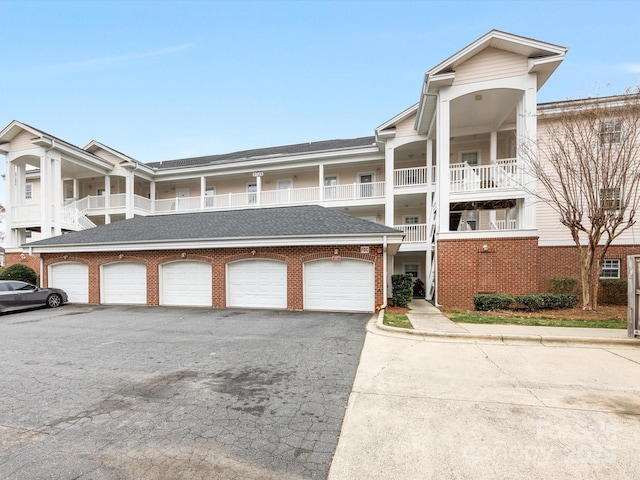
[12, 161, 525, 231]
[394, 166, 437, 187]
[394, 224, 429, 243]
[450, 158, 522, 193]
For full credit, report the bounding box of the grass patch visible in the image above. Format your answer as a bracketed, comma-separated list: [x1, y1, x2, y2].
[383, 313, 413, 329]
[446, 311, 626, 329]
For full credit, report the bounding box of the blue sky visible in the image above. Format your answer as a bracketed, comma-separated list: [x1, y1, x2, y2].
[1, 0, 639, 210]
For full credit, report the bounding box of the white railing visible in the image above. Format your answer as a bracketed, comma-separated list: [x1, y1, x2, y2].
[394, 224, 429, 243]
[450, 158, 522, 193]
[134, 195, 152, 213]
[11, 204, 41, 223]
[491, 219, 517, 230]
[394, 167, 434, 187]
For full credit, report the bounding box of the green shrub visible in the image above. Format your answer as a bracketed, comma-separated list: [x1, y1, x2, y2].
[476, 292, 578, 311]
[557, 293, 579, 308]
[0, 263, 37, 285]
[515, 294, 546, 311]
[391, 274, 413, 307]
[473, 294, 514, 311]
[547, 277, 578, 294]
[599, 279, 627, 305]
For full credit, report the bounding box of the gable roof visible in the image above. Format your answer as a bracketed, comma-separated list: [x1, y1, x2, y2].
[25, 205, 404, 253]
[145, 137, 377, 170]
[415, 30, 568, 135]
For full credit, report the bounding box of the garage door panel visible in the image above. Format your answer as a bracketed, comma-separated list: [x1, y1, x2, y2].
[49, 262, 89, 304]
[304, 259, 373, 312]
[102, 263, 147, 305]
[161, 261, 212, 307]
[227, 260, 287, 309]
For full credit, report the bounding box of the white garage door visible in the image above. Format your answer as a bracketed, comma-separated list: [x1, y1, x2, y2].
[227, 260, 287, 309]
[160, 261, 212, 307]
[102, 262, 147, 304]
[304, 259, 374, 312]
[49, 262, 89, 303]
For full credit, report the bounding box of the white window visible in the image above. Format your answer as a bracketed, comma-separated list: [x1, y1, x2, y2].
[600, 187, 622, 211]
[600, 259, 621, 279]
[403, 263, 419, 278]
[460, 151, 479, 166]
[97, 188, 105, 196]
[25, 183, 32, 200]
[25, 231, 32, 239]
[600, 119, 622, 144]
[404, 216, 420, 225]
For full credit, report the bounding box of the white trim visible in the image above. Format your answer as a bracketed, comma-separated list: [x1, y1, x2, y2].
[26, 233, 405, 254]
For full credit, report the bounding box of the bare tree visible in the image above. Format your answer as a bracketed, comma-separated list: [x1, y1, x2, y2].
[521, 89, 640, 310]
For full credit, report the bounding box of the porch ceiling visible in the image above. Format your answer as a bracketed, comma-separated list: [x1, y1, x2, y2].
[450, 89, 519, 137]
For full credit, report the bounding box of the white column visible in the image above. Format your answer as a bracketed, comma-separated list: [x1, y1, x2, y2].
[426, 139, 433, 224]
[200, 176, 206, 210]
[39, 150, 52, 238]
[5, 158, 15, 248]
[519, 76, 538, 230]
[384, 142, 395, 227]
[104, 175, 111, 209]
[125, 171, 134, 219]
[256, 175, 262, 206]
[318, 164, 324, 201]
[51, 151, 62, 236]
[73, 178, 78, 199]
[150, 182, 156, 213]
[436, 93, 450, 232]
[490, 131, 497, 163]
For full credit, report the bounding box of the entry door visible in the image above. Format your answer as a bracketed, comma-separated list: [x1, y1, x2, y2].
[277, 179, 293, 204]
[176, 188, 190, 211]
[324, 176, 338, 199]
[247, 183, 257, 204]
[358, 173, 373, 198]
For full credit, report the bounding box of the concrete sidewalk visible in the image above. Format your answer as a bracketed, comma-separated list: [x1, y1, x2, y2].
[328, 303, 640, 480]
[380, 299, 638, 347]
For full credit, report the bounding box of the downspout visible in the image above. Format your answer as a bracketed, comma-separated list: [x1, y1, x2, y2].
[381, 235, 388, 309]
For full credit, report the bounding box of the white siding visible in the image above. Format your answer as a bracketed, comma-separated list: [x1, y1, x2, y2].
[9, 131, 36, 152]
[395, 112, 418, 138]
[453, 47, 528, 86]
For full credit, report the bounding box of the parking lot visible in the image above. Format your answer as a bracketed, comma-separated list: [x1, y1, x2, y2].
[0, 305, 369, 479]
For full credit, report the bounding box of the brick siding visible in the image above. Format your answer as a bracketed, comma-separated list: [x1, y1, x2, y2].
[36, 245, 385, 310]
[438, 237, 640, 308]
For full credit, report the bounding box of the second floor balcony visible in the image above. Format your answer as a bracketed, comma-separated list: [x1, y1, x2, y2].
[11, 159, 526, 229]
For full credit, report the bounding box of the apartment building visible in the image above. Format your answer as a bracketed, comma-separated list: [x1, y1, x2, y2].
[2, 30, 638, 311]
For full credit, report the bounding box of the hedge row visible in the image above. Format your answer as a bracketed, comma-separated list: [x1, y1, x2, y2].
[473, 293, 579, 312]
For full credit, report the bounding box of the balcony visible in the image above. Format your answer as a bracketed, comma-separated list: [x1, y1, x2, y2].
[450, 158, 522, 193]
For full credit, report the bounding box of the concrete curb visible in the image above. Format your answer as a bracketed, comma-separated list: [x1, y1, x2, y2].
[375, 309, 640, 347]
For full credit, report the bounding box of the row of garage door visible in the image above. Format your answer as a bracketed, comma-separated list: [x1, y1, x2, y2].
[48, 259, 375, 312]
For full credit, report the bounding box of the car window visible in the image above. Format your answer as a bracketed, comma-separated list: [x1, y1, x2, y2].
[0, 283, 9, 291]
[7, 281, 35, 291]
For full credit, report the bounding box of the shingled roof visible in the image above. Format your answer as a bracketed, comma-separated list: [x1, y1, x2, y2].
[26, 205, 403, 248]
[146, 136, 377, 170]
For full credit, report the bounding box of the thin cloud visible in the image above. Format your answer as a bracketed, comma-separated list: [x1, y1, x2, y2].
[61, 43, 196, 69]
[622, 63, 640, 73]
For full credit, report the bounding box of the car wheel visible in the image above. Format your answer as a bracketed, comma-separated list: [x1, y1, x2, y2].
[47, 294, 62, 308]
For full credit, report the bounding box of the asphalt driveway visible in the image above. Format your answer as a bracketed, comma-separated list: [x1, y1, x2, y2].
[0, 305, 369, 479]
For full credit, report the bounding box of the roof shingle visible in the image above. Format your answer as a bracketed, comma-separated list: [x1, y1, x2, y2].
[27, 205, 402, 247]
